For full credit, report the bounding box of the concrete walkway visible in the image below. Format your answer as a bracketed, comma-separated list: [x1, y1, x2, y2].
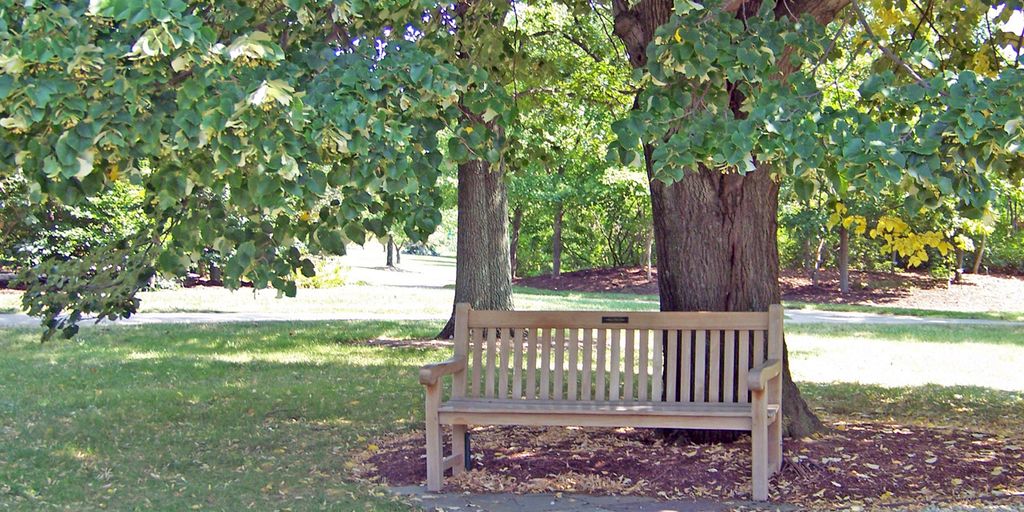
[1, 308, 1022, 329]
[389, 485, 798, 512]
[389, 486, 1024, 511]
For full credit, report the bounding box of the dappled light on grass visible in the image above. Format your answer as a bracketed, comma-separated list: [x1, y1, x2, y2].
[0, 321, 442, 511]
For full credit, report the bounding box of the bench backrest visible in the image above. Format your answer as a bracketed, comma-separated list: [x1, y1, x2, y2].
[451, 304, 783, 404]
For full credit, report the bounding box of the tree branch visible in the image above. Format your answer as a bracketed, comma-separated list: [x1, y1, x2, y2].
[850, 0, 933, 89]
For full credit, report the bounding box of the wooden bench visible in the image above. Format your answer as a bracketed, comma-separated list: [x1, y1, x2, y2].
[419, 303, 785, 500]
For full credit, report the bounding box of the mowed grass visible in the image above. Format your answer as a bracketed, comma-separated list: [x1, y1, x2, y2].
[0, 321, 444, 511]
[784, 300, 1024, 322]
[0, 286, 659, 316]
[3, 320, 1024, 509]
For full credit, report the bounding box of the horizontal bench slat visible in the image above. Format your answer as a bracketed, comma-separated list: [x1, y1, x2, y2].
[439, 398, 779, 419]
[468, 310, 770, 330]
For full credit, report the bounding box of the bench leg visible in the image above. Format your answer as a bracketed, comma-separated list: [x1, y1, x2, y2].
[768, 414, 782, 475]
[751, 392, 769, 501]
[451, 425, 468, 475]
[424, 384, 443, 491]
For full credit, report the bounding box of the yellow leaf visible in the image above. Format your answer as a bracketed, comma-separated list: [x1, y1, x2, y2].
[992, 466, 1004, 476]
[465, 126, 474, 134]
[367, 444, 379, 452]
[674, 28, 682, 44]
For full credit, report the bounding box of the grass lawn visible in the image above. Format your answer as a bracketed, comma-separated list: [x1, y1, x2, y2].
[3, 320, 1023, 509]
[784, 300, 1024, 322]
[0, 286, 660, 317]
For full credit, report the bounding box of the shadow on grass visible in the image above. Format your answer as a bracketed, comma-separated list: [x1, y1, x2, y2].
[800, 381, 1024, 435]
[788, 322, 1024, 347]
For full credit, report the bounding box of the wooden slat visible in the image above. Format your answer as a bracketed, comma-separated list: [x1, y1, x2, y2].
[453, 303, 470, 399]
[469, 310, 770, 330]
[652, 330, 663, 402]
[526, 328, 537, 400]
[485, 328, 496, 398]
[539, 329, 551, 400]
[595, 329, 606, 401]
[708, 330, 721, 403]
[768, 304, 784, 360]
[609, 329, 621, 401]
[498, 329, 510, 399]
[666, 330, 678, 402]
[723, 330, 736, 403]
[471, 329, 483, 397]
[680, 330, 693, 402]
[512, 328, 523, 400]
[623, 329, 635, 401]
[753, 329, 766, 367]
[567, 328, 579, 401]
[553, 329, 565, 400]
[638, 329, 649, 401]
[693, 330, 707, 403]
[738, 330, 751, 404]
[582, 329, 593, 400]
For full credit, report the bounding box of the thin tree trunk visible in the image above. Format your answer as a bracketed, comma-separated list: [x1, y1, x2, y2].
[552, 201, 563, 277]
[811, 238, 827, 286]
[437, 160, 513, 339]
[644, 223, 654, 281]
[972, 235, 987, 274]
[839, 226, 849, 294]
[386, 236, 395, 267]
[510, 206, 523, 278]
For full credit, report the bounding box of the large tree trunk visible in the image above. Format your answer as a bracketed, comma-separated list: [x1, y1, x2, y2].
[612, 0, 846, 440]
[438, 160, 513, 339]
[510, 206, 523, 278]
[552, 201, 563, 277]
[839, 226, 849, 294]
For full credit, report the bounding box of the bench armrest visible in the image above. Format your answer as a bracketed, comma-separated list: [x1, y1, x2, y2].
[419, 356, 467, 386]
[747, 359, 782, 392]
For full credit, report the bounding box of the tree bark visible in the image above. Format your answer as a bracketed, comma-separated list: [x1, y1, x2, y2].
[972, 234, 987, 274]
[612, 0, 846, 440]
[552, 201, 563, 277]
[510, 206, 523, 278]
[839, 226, 849, 294]
[438, 160, 514, 339]
[644, 223, 654, 281]
[386, 236, 395, 267]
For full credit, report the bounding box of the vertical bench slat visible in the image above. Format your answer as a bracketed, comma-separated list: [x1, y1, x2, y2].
[723, 330, 736, 403]
[693, 330, 707, 403]
[553, 328, 565, 400]
[609, 329, 621, 401]
[623, 329, 635, 401]
[708, 330, 722, 403]
[567, 328, 579, 401]
[582, 329, 593, 400]
[666, 330, 678, 402]
[753, 329, 766, 367]
[498, 329, 510, 399]
[652, 330, 663, 401]
[595, 329, 607, 401]
[638, 329, 649, 401]
[539, 328, 551, 400]
[471, 329, 482, 397]
[526, 328, 537, 400]
[512, 328, 523, 400]
[738, 330, 751, 404]
[680, 330, 693, 402]
[485, 328, 496, 398]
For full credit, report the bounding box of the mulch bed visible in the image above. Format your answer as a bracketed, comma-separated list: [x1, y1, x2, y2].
[516, 266, 1024, 313]
[354, 422, 1024, 510]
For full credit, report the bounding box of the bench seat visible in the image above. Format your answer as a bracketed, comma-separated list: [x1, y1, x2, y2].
[439, 399, 780, 430]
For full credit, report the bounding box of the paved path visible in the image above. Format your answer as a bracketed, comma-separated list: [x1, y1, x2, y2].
[389, 485, 797, 512]
[390, 486, 1023, 511]
[1, 309, 1022, 328]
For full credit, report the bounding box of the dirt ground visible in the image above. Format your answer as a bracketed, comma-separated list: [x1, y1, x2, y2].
[359, 422, 1024, 510]
[516, 267, 1024, 313]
